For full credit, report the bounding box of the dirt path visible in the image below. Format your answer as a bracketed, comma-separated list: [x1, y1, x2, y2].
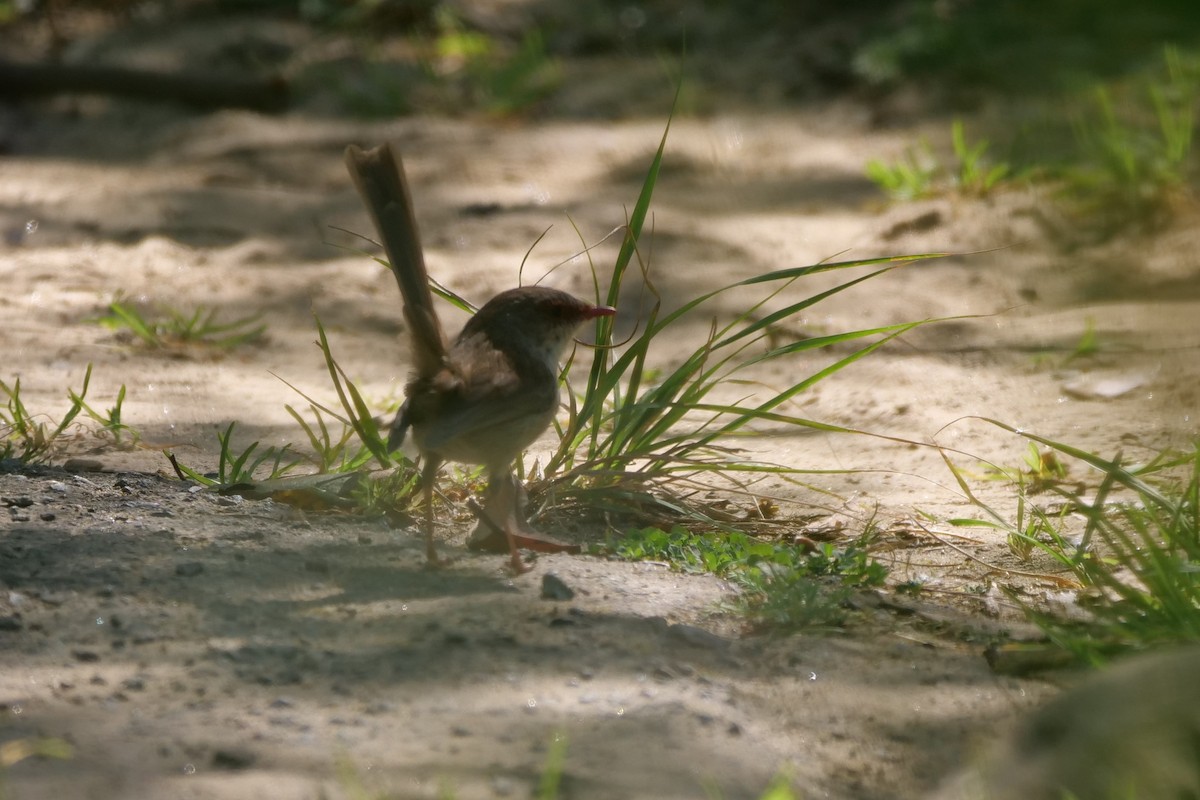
[3, 14, 1200, 800]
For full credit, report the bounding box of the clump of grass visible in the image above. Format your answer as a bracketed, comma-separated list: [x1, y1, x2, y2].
[872, 47, 1199, 230]
[866, 138, 939, 201]
[615, 524, 887, 631]
[171, 315, 400, 482]
[347, 463, 423, 523]
[866, 118, 1010, 201]
[166, 421, 301, 487]
[1063, 45, 1198, 228]
[1, 364, 136, 463]
[981, 441, 1070, 494]
[94, 295, 266, 352]
[528, 111, 952, 533]
[951, 119, 1011, 195]
[424, 7, 560, 115]
[165, 315, 424, 518]
[946, 422, 1200, 661]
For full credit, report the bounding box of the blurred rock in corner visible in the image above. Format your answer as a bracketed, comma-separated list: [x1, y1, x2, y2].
[937, 646, 1200, 800]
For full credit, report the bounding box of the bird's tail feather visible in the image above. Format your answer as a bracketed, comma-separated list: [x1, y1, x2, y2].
[345, 143, 448, 378]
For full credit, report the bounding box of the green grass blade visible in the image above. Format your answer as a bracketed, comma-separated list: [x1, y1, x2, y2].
[313, 315, 392, 469]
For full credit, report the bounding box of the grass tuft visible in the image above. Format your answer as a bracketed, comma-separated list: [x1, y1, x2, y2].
[165, 421, 301, 487]
[615, 524, 887, 631]
[1, 364, 137, 463]
[94, 295, 266, 353]
[866, 118, 1010, 201]
[946, 421, 1200, 661]
[525, 105, 953, 534]
[1062, 45, 1198, 228]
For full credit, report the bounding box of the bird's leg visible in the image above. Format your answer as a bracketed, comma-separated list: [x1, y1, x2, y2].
[484, 471, 531, 574]
[421, 457, 445, 567]
[467, 473, 582, 557]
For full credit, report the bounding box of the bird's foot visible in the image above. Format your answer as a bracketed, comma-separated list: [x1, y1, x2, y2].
[466, 519, 581, 555]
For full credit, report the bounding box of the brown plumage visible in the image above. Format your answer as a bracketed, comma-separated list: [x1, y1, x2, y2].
[345, 143, 614, 572]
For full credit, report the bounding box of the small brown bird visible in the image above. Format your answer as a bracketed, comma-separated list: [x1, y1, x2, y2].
[344, 143, 614, 572]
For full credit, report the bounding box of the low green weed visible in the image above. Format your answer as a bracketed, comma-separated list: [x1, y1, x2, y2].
[1063, 45, 1197, 227]
[615, 525, 887, 631]
[306, 316, 393, 471]
[166, 421, 301, 487]
[946, 422, 1200, 661]
[529, 110, 953, 530]
[427, 8, 560, 115]
[95, 296, 266, 352]
[980, 441, 1070, 494]
[866, 118, 1010, 201]
[865, 139, 938, 201]
[165, 318, 422, 517]
[951, 119, 1010, 195]
[347, 463, 424, 524]
[1, 364, 136, 463]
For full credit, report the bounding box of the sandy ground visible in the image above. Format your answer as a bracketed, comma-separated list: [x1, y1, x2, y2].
[3, 12, 1200, 800]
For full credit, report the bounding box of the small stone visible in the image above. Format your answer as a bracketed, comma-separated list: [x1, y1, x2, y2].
[541, 573, 575, 601]
[211, 747, 256, 770]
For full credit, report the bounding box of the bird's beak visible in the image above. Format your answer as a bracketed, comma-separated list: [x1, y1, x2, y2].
[588, 305, 617, 319]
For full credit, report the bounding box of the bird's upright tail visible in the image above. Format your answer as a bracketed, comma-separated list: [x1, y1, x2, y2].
[344, 143, 448, 378]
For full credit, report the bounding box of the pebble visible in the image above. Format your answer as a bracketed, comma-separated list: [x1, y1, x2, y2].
[175, 562, 205, 577]
[541, 573, 575, 601]
[211, 747, 256, 770]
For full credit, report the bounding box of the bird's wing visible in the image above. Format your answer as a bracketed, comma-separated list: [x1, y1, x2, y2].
[415, 338, 558, 457]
